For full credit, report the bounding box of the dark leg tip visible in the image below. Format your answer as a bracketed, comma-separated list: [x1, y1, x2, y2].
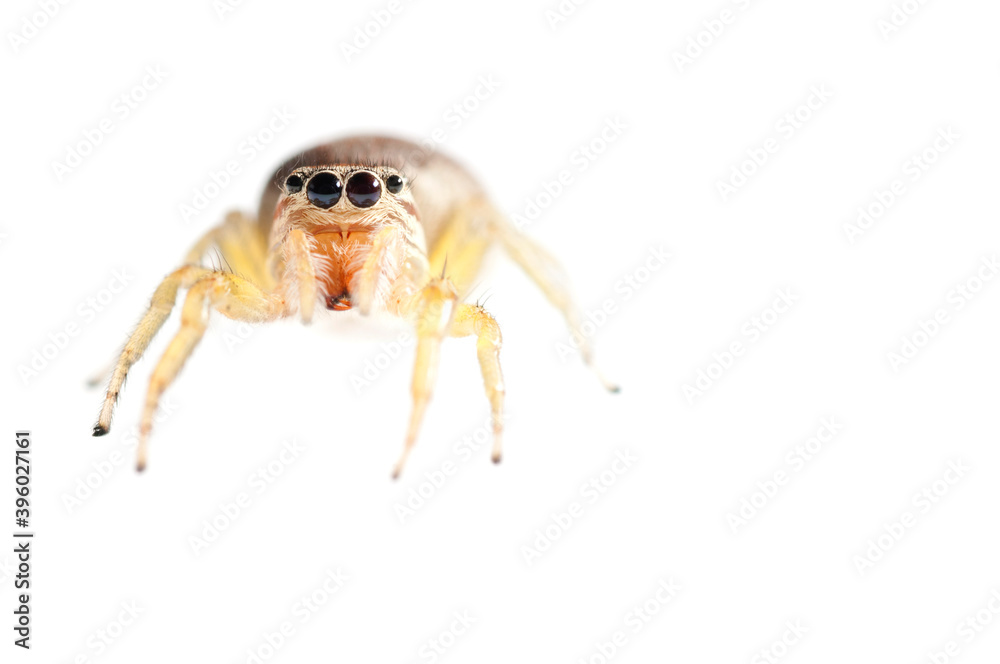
[92, 424, 109, 437]
[608, 384, 621, 394]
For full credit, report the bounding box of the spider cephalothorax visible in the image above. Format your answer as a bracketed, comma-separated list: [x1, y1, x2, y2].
[93, 135, 615, 476]
[270, 164, 427, 318]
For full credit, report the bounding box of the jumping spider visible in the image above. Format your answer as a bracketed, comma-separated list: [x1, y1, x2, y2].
[92, 136, 616, 477]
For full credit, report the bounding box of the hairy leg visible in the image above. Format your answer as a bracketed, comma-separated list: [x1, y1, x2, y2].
[281, 228, 318, 323]
[136, 271, 285, 470]
[94, 264, 211, 435]
[392, 277, 458, 478]
[427, 199, 491, 298]
[449, 303, 505, 463]
[351, 224, 409, 316]
[95, 211, 274, 434]
[184, 211, 272, 287]
[491, 215, 618, 392]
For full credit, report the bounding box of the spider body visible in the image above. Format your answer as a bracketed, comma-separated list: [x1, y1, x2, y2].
[93, 135, 613, 476]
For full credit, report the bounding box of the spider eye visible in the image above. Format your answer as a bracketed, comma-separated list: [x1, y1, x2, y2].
[346, 171, 382, 208]
[385, 174, 404, 194]
[306, 171, 343, 209]
[284, 174, 303, 194]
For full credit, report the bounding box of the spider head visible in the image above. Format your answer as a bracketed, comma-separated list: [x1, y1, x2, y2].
[274, 165, 416, 236]
[269, 164, 424, 315]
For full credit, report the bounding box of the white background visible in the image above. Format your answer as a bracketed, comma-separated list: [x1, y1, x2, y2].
[3, 0, 1000, 662]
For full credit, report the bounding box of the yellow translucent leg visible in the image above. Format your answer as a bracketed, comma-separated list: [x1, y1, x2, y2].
[492, 218, 618, 392]
[392, 277, 458, 479]
[94, 264, 211, 436]
[352, 224, 402, 315]
[95, 211, 273, 435]
[449, 304, 505, 463]
[184, 211, 272, 287]
[427, 198, 491, 298]
[283, 228, 317, 323]
[136, 272, 284, 470]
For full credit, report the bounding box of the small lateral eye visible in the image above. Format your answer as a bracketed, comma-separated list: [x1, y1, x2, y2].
[306, 171, 343, 209]
[285, 174, 303, 194]
[385, 174, 404, 194]
[346, 171, 382, 208]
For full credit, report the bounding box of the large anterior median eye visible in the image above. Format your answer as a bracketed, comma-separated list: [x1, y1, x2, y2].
[346, 171, 381, 208]
[306, 171, 342, 209]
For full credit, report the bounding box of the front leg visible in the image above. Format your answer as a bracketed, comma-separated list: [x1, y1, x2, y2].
[94, 264, 212, 436]
[350, 223, 426, 316]
[449, 304, 505, 463]
[136, 271, 286, 470]
[282, 228, 318, 323]
[392, 276, 458, 478]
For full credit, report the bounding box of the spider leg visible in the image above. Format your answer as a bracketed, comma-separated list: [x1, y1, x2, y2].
[392, 293, 506, 477]
[94, 264, 212, 435]
[449, 303, 505, 463]
[282, 228, 318, 323]
[351, 224, 408, 316]
[135, 271, 285, 470]
[94, 211, 274, 433]
[426, 198, 492, 296]
[392, 277, 458, 479]
[184, 211, 272, 287]
[389, 199, 511, 477]
[490, 214, 619, 392]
